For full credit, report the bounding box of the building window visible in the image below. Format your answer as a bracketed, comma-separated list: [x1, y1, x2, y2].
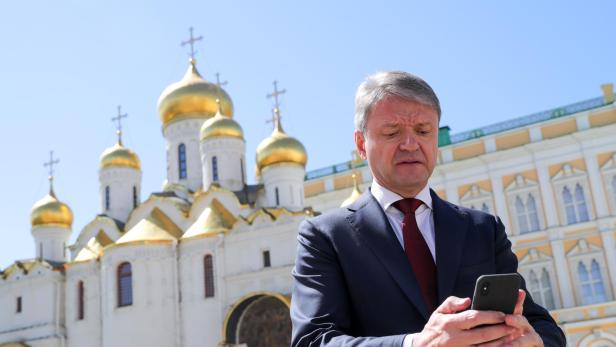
[563, 185, 590, 224]
[117, 262, 133, 307]
[515, 194, 540, 234]
[204, 255, 215, 298]
[133, 186, 138, 208]
[16, 296, 22, 313]
[275, 187, 280, 206]
[263, 250, 271, 268]
[178, 143, 187, 179]
[578, 260, 607, 305]
[39, 242, 43, 259]
[528, 269, 555, 310]
[481, 203, 489, 213]
[77, 281, 85, 320]
[575, 184, 589, 222]
[105, 186, 110, 211]
[212, 156, 219, 182]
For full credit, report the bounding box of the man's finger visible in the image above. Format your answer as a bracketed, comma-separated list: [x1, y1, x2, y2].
[458, 324, 516, 346]
[453, 310, 506, 330]
[513, 289, 525, 315]
[507, 332, 543, 347]
[436, 296, 471, 314]
[505, 314, 532, 331]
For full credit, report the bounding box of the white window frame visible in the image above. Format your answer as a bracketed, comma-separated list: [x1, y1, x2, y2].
[518, 248, 560, 310]
[459, 184, 495, 214]
[505, 175, 546, 235]
[551, 164, 595, 226]
[601, 153, 616, 216]
[567, 239, 612, 305]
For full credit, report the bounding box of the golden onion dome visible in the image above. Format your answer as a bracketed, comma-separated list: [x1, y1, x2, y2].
[256, 109, 307, 170]
[30, 183, 73, 228]
[157, 59, 233, 128]
[99, 136, 141, 170]
[200, 100, 244, 141]
[340, 173, 363, 207]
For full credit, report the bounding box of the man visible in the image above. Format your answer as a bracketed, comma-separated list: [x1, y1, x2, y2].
[291, 71, 565, 346]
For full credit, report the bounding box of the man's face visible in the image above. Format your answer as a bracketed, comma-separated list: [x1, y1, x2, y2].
[355, 96, 439, 198]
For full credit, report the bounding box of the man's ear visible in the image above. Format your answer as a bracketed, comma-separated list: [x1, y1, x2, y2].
[354, 131, 367, 160]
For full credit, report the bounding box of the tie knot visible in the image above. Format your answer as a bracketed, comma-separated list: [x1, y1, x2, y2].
[393, 198, 423, 215]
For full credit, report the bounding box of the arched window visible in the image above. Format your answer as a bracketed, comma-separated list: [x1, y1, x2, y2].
[117, 262, 133, 307]
[527, 194, 540, 232]
[575, 184, 589, 222]
[77, 281, 85, 320]
[563, 186, 576, 224]
[540, 269, 556, 309]
[212, 156, 219, 182]
[178, 143, 187, 179]
[204, 255, 215, 298]
[275, 187, 280, 206]
[481, 203, 489, 213]
[529, 268, 556, 310]
[579, 260, 607, 305]
[515, 196, 529, 234]
[133, 186, 138, 209]
[105, 186, 110, 211]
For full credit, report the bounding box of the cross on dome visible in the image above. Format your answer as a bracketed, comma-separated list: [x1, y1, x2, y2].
[181, 26, 203, 61]
[43, 151, 60, 195]
[111, 105, 128, 144]
[267, 80, 286, 110]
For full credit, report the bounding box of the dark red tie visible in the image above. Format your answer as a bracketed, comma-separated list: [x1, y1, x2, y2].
[393, 198, 437, 313]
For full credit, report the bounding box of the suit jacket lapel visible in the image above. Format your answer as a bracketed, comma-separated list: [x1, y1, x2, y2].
[346, 191, 430, 321]
[431, 190, 470, 303]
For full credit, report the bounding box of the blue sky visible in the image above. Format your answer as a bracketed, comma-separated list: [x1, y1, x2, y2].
[1, 1, 614, 268]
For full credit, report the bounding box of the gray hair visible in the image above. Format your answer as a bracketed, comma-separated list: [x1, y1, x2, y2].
[354, 71, 441, 133]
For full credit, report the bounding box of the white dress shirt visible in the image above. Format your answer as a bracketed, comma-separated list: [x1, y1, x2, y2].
[370, 180, 436, 347]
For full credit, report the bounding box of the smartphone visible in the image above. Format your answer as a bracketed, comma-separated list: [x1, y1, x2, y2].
[471, 273, 521, 314]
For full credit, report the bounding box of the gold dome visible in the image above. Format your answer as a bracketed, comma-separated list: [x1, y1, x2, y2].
[200, 102, 244, 141]
[341, 173, 363, 207]
[256, 109, 307, 170]
[157, 59, 233, 127]
[31, 186, 73, 228]
[100, 139, 141, 170]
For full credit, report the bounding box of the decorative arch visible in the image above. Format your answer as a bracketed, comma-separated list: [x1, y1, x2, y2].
[578, 329, 616, 347]
[222, 291, 291, 347]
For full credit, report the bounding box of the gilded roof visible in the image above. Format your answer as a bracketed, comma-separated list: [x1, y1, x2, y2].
[100, 141, 141, 170]
[30, 188, 73, 228]
[256, 110, 307, 170]
[157, 59, 233, 127]
[340, 173, 363, 207]
[183, 199, 237, 240]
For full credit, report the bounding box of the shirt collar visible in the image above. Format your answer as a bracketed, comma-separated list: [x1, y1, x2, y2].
[370, 180, 433, 212]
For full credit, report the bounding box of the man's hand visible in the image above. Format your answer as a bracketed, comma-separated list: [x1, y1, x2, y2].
[490, 290, 543, 347]
[413, 296, 516, 347]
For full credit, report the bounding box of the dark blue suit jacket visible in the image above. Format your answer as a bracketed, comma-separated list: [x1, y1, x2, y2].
[291, 190, 565, 346]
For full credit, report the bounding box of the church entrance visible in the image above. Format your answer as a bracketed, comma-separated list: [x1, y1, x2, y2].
[223, 292, 291, 347]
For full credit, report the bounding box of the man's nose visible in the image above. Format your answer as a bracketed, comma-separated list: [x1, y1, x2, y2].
[399, 134, 419, 151]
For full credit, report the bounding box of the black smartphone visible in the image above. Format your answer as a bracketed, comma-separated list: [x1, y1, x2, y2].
[471, 273, 521, 314]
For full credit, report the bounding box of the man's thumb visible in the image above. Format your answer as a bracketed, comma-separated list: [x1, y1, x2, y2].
[436, 296, 471, 314]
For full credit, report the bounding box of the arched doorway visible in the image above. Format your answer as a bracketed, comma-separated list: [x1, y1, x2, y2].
[223, 292, 291, 347]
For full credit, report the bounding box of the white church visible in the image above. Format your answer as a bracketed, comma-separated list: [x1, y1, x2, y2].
[3, 34, 616, 347]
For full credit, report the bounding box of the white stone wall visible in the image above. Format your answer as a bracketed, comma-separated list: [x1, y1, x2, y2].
[31, 226, 71, 263]
[0, 271, 65, 346]
[164, 119, 207, 192]
[99, 167, 141, 222]
[100, 244, 178, 347]
[262, 163, 305, 210]
[66, 261, 101, 347]
[200, 137, 246, 192]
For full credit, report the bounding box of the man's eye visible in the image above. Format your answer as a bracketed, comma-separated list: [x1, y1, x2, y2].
[384, 132, 397, 137]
